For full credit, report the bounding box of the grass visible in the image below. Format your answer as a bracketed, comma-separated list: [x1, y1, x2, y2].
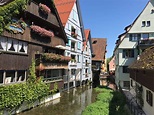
[82, 86, 129, 115]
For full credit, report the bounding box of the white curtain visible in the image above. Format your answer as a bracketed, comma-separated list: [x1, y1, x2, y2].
[7, 39, 18, 52]
[18, 41, 22, 52]
[7, 39, 12, 51]
[18, 41, 28, 54]
[13, 39, 18, 52]
[0, 37, 7, 51]
[23, 42, 28, 53]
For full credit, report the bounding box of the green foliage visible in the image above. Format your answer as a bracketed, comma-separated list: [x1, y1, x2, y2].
[82, 87, 127, 115]
[27, 59, 36, 83]
[50, 82, 59, 94]
[0, 59, 56, 111]
[82, 101, 109, 115]
[0, 0, 29, 34]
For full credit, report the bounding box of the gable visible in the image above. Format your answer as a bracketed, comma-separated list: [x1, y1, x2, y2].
[129, 1, 154, 33]
[55, 0, 75, 26]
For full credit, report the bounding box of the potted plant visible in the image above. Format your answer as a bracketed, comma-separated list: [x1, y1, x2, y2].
[30, 25, 54, 37]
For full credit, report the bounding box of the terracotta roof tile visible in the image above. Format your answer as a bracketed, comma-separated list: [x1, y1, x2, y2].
[84, 29, 90, 41]
[92, 38, 107, 61]
[55, 0, 76, 26]
[82, 29, 90, 50]
[129, 46, 154, 70]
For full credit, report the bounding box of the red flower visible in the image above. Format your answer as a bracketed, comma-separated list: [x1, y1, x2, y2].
[30, 25, 54, 37]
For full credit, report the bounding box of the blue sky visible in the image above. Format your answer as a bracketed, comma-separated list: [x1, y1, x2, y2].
[80, 0, 149, 58]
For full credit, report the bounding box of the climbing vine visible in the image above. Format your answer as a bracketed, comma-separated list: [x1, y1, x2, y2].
[0, 59, 50, 111]
[0, 0, 55, 34]
[0, 0, 29, 34]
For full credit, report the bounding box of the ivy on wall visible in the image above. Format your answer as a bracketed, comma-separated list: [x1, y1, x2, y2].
[0, 0, 55, 34]
[0, 0, 29, 34]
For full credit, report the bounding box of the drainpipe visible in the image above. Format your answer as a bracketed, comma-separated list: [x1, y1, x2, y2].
[67, 69, 70, 93]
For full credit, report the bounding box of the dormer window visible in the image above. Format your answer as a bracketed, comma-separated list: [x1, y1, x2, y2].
[71, 26, 77, 38]
[151, 9, 154, 14]
[92, 40, 97, 44]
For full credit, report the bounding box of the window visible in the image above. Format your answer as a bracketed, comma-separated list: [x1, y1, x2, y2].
[71, 69, 76, 75]
[85, 69, 88, 77]
[66, 38, 71, 46]
[71, 54, 76, 62]
[123, 66, 129, 73]
[123, 49, 134, 58]
[142, 21, 146, 27]
[131, 80, 133, 87]
[0, 37, 7, 51]
[71, 42, 75, 50]
[129, 34, 141, 41]
[0, 37, 28, 54]
[66, 23, 71, 31]
[72, 10, 77, 21]
[92, 40, 97, 44]
[5, 71, 15, 84]
[123, 81, 130, 88]
[147, 21, 151, 27]
[17, 71, 25, 82]
[86, 45, 88, 51]
[77, 42, 81, 49]
[0, 71, 3, 84]
[142, 33, 149, 40]
[146, 90, 153, 106]
[71, 26, 77, 38]
[88, 68, 91, 74]
[77, 55, 80, 63]
[18, 41, 27, 53]
[7, 39, 18, 52]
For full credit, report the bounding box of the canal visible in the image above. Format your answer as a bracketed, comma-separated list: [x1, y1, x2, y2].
[19, 85, 97, 115]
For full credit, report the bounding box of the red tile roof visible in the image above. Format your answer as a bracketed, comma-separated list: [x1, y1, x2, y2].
[83, 29, 90, 50]
[84, 29, 90, 41]
[92, 38, 107, 61]
[54, 0, 76, 26]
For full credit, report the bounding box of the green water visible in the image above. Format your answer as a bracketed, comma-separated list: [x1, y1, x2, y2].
[19, 86, 97, 115]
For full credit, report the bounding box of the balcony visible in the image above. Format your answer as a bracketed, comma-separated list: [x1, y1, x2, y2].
[26, 1, 59, 27]
[35, 53, 71, 70]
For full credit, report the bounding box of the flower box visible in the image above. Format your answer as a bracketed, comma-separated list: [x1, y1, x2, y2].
[30, 25, 54, 37]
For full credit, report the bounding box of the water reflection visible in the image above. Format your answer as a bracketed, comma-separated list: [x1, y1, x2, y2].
[19, 86, 97, 115]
